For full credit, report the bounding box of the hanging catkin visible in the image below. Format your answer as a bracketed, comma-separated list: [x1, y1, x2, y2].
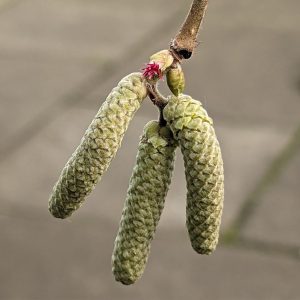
[163, 94, 224, 254]
[49, 73, 147, 219]
[112, 121, 177, 285]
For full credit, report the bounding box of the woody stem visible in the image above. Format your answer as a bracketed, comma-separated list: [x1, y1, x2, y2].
[146, 82, 168, 109]
[146, 82, 168, 127]
[170, 0, 208, 59]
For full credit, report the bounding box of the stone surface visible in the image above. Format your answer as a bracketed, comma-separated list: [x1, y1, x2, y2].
[0, 0, 181, 63]
[0, 215, 299, 300]
[242, 148, 300, 247]
[0, 58, 93, 147]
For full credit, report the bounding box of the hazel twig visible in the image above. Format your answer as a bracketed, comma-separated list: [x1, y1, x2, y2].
[170, 0, 208, 59]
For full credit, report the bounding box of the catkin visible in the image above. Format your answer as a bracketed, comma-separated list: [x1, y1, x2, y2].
[49, 73, 147, 219]
[112, 121, 177, 285]
[163, 94, 224, 254]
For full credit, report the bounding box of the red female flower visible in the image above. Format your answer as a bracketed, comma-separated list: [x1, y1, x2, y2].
[142, 62, 163, 81]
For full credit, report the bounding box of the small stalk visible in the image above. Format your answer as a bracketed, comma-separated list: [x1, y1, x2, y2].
[146, 82, 168, 127]
[158, 107, 167, 127]
[146, 82, 168, 109]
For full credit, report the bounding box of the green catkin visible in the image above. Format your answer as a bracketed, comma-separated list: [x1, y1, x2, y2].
[112, 121, 177, 285]
[48, 73, 147, 219]
[163, 94, 224, 254]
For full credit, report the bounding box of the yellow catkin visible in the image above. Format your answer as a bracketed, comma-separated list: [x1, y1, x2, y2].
[163, 94, 224, 254]
[49, 73, 147, 219]
[112, 121, 177, 284]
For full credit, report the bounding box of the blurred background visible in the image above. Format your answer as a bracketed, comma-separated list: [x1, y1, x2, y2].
[0, 0, 299, 299]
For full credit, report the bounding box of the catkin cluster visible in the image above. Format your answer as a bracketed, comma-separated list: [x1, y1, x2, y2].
[48, 49, 224, 285]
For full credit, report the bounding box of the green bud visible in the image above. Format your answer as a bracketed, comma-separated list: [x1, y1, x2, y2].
[48, 73, 147, 219]
[150, 49, 174, 71]
[166, 63, 185, 96]
[112, 121, 177, 285]
[163, 94, 224, 255]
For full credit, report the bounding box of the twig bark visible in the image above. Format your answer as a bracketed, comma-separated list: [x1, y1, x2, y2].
[170, 0, 208, 59]
[146, 82, 168, 127]
[146, 82, 168, 109]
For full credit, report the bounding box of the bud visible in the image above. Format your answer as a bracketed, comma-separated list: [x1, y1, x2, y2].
[112, 121, 177, 285]
[166, 63, 185, 96]
[149, 49, 174, 72]
[48, 73, 147, 219]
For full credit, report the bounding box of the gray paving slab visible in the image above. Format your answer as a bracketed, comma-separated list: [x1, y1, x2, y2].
[0, 215, 299, 300]
[0, 0, 20, 12]
[242, 147, 300, 248]
[0, 59, 94, 147]
[0, 0, 181, 63]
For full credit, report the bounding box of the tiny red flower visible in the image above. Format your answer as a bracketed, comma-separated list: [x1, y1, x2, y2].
[142, 62, 163, 80]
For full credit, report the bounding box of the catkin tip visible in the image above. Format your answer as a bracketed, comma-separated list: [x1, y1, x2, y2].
[191, 244, 216, 255]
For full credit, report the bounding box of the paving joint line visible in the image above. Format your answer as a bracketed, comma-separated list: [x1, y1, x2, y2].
[229, 237, 300, 262]
[0, 0, 23, 14]
[0, 6, 185, 163]
[223, 125, 300, 242]
[3, 204, 300, 262]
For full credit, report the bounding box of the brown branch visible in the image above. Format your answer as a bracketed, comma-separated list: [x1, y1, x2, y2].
[146, 82, 168, 127]
[170, 0, 208, 59]
[146, 82, 168, 109]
